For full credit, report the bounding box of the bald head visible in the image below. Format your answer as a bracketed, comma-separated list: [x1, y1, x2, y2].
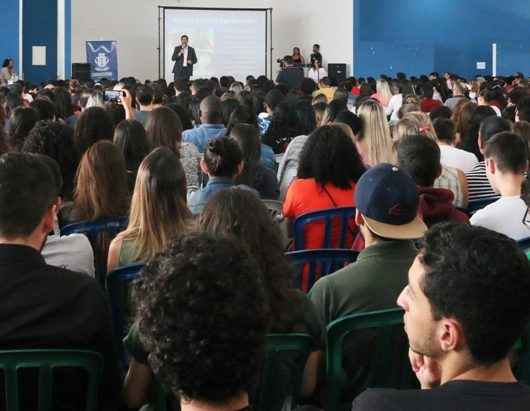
[200, 95, 223, 124]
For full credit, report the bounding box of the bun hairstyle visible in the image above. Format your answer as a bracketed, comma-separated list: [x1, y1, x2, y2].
[203, 137, 243, 178]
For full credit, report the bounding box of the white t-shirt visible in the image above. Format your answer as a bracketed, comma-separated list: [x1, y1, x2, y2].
[387, 94, 403, 122]
[182, 46, 189, 67]
[439, 144, 479, 174]
[470, 196, 530, 241]
[42, 234, 95, 276]
[307, 68, 327, 83]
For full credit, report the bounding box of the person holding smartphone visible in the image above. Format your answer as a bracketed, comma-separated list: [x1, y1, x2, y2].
[171, 34, 198, 83]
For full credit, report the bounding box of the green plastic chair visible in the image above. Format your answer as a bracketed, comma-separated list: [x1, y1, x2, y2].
[325, 308, 418, 411]
[0, 349, 103, 411]
[150, 380, 168, 411]
[514, 324, 530, 384]
[254, 334, 313, 411]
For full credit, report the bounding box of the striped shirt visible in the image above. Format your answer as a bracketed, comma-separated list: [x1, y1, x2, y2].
[465, 161, 500, 203]
[434, 166, 466, 208]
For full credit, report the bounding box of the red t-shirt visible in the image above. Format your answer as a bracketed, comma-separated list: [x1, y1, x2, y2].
[283, 179, 358, 291]
[283, 178, 357, 250]
[420, 98, 443, 113]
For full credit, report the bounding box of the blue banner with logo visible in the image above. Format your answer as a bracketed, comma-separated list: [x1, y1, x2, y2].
[86, 41, 118, 81]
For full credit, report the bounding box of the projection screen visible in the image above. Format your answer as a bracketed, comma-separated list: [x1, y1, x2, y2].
[161, 7, 270, 81]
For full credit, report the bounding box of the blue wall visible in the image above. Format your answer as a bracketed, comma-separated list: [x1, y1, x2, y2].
[23, 0, 58, 84]
[0, 0, 20, 72]
[355, 0, 530, 78]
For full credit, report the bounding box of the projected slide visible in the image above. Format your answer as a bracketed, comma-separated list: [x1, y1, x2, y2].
[164, 9, 267, 81]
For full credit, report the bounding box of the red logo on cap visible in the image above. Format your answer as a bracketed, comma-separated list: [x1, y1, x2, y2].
[389, 204, 404, 216]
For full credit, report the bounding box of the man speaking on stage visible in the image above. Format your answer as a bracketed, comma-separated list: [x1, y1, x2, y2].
[171, 34, 198, 82]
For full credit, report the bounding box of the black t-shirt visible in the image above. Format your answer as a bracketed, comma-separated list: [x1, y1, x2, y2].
[352, 380, 530, 411]
[310, 52, 322, 66]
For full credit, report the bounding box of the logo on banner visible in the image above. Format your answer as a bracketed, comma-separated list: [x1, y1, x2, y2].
[94, 53, 110, 72]
[86, 41, 118, 80]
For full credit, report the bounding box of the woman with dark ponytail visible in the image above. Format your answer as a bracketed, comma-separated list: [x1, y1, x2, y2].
[187, 136, 244, 214]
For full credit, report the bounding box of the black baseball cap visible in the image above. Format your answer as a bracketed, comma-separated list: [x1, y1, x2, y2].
[356, 163, 427, 240]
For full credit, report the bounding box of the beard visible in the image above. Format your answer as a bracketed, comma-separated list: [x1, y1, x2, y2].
[406, 320, 442, 358]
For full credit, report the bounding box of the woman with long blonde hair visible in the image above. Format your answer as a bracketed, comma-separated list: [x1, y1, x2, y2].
[373, 78, 393, 108]
[356, 99, 394, 166]
[107, 147, 191, 271]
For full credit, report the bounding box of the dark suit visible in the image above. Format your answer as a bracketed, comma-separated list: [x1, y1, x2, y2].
[172, 45, 198, 81]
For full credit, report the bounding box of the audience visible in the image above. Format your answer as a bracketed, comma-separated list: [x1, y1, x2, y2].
[182, 95, 226, 152]
[460, 105, 497, 161]
[1, 69, 530, 411]
[309, 162, 426, 322]
[420, 82, 443, 113]
[0, 153, 120, 410]
[22, 120, 79, 201]
[62, 140, 129, 224]
[433, 117, 478, 173]
[320, 99, 347, 126]
[466, 116, 512, 204]
[126, 233, 269, 410]
[6, 106, 39, 151]
[353, 223, 530, 410]
[263, 99, 315, 154]
[393, 112, 469, 208]
[229, 123, 279, 199]
[145, 105, 202, 192]
[200, 188, 322, 398]
[113, 119, 151, 192]
[30, 97, 56, 121]
[356, 99, 394, 166]
[309, 163, 427, 394]
[37, 155, 95, 277]
[258, 88, 285, 134]
[133, 85, 156, 127]
[444, 80, 467, 112]
[470, 132, 530, 240]
[397, 134, 469, 226]
[313, 77, 336, 102]
[283, 125, 365, 264]
[188, 137, 244, 214]
[108, 147, 191, 272]
[74, 106, 114, 155]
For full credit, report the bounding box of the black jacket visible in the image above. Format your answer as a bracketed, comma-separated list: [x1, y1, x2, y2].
[172, 45, 198, 78]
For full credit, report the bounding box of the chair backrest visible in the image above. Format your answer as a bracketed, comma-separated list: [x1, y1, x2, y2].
[61, 217, 128, 286]
[106, 263, 144, 368]
[517, 237, 530, 256]
[60, 217, 128, 237]
[466, 198, 497, 215]
[254, 334, 313, 411]
[514, 324, 530, 385]
[294, 207, 356, 250]
[286, 249, 358, 292]
[325, 308, 417, 411]
[0, 349, 102, 411]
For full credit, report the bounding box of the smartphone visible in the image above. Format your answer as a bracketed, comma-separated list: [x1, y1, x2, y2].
[104, 90, 123, 103]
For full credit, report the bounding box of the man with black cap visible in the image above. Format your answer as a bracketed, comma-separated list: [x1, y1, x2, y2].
[309, 163, 427, 326]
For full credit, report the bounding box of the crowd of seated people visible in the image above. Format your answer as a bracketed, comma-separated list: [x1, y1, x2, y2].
[1, 68, 530, 411]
